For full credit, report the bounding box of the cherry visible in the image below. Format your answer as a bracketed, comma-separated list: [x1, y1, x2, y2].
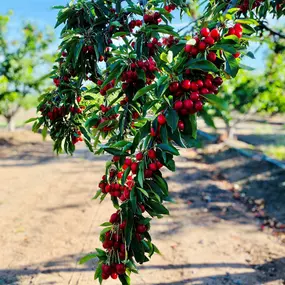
[228, 27, 236, 35]
[190, 92, 200, 101]
[102, 273, 110, 280]
[174, 100, 183, 110]
[124, 158, 132, 166]
[200, 88, 210, 95]
[180, 108, 188, 116]
[234, 52, 241, 58]
[148, 149, 156, 159]
[181, 79, 191, 90]
[156, 161, 163, 169]
[178, 121, 185, 131]
[210, 28, 220, 39]
[204, 79, 213, 89]
[200, 27, 210, 37]
[198, 41, 207, 51]
[205, 36, 215, 46]
[113, 155, 120, 162]
[119, 220, 127, 230]
[131, 162, 138, 174]
[139, 204, 146, 213]
[136, 152, 143, 161]
[150, 128, 156, 137]
[235, 30, 243, 38]
[149, 163, 158, 172]
[207, 52, 217, 62]
[144, 169, 153, 178]
[116, 264, 126, 275]
[184, 44, 192, 53]
[191, 46, 199, 56]
[234, 23, 243, 32]
[136, 224, 147, 233]
[111, 273, 118, 279]
[213, 77, 223, 86]
[102, 264, 112, 275]
[196, 80, 204, 88]
[169, 82, 180, 93]
[190, 82, 199, 91]
[183, 99, 194, 110]
[195, 101, 203, 111]
[157, 114, 166, 125]
[109, 212, 120, 224]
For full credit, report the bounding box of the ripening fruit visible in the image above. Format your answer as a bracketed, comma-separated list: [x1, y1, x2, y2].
[207, 51, 217, 62]
[102, 264, 112, 275]
[195, 101, 203, 111]
[190, 92, 200, 101]
[213, 77, 223, 86]
[111, 273, 118, 280]
[136, 224, 147, 233]
[198, 41, 207, 51]
[190, 82, 199, 91]
[178, 121, 185, 131]
[157, 114, 166, 125]
[233, 52, 241, 58]
[234, 23, 243, 32]
[174, 100, 183, 110]
[183, 99, 194, 110]
[149, 163, 158, 172]
[148, 149, 156, 159]
[124, 158, 132, 166]
[116, 264, 126, 275]
[210, 28, 220, 39]
[136, 152, 143, 161]
[204, 79, 213, 89]
[109, 212, 119, 224]
[205, 36, 215, 46]
[169, 82, 180, 93]
[97, 80, 103, 86]
[200, 27, 210, 37]
[181, 79, 191, 90]
[131, 162, 138, 174]
[184, 44, 192, 53]
[196, 80, 204, 88]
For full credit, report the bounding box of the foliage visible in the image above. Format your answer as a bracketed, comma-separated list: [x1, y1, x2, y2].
[0, 12, 54, 130]
[33, 0, 284, 284]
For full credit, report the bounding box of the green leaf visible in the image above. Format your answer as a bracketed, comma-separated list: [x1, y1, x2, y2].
[100, 222, 112, 227]
[201, 94, 228, 110]
[73, 39, 84, 68]
[166, 109, 179, 132]
[236, 18, 258, 25]
[224, 52, 239, 77]
[79, 253, 98, 264]
[148, 200, 169, 215]
[187, 59, 219, 73]
[133, 84, 156, 101]
[157, 143, 179, 156]
[92, 189, 102, 200]
[25, 117, 38, 124]
[189, 115, 197, 139]
[119, 275, 131, 285]
[137, 187, 149, 197]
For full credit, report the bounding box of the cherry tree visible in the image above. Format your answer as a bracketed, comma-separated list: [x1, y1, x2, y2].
[33, 0, 285, 283]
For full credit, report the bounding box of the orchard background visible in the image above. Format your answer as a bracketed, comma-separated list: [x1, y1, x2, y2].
[1, 1, 285, 285]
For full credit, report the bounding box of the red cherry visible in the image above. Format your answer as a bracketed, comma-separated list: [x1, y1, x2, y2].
[174, 100, 183, 110]
[210, 28, 220, 39]
[156, 161, 163, 169]
[207, 52, 217, 62]
[200, 27, 210, 37]
[200, 88, 209, 95]
[234, 23, 243, 32]
[124, 158, 132, 166]
[102, 273, 110, 280]
[180, 108, 188, 116]
[181, 79, 191, 90]
[190, 82, 199, 91]
[109, 212, 119, 224]
[184, 44, 192, 53]
[157, 114, 166, 125]
[116, 264, 126, 275]
[196, 80, 204, 88]
[190, 92, 200, 101]
[169, 82, 180, 93]
[204, 79, 213, 89]
[195, 101, 203, 111]
[149, 163, 158, 172]
[137, 224, 147, 233]
[235, 30, 243, 38]
[119, 220, 127, 230]
[183, 99, 194, 110]
[205, 36, 215, 46]
[228, 27, 236, 35]
[198, 41, 207, 51]
[102, 264, 112, 275]
[139, 204, 146, 213]
[213, 77, 223, 86]
[131, 162, 138, 174]
[144, 169, 153, 178]
[233, 52, 241, 58]
[150, 128, 156, 137]
[111, 273, 118, 279]
[191, 46, 199, 56]
[148, 149, 156, 159]
[136, 152, 144, 161]
[178, 121, 185, 131]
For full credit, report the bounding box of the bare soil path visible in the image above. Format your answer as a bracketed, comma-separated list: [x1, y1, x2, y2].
[0, 131, 285, 285]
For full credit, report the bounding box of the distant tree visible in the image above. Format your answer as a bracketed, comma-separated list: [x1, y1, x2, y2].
[0, 12, 54, 131]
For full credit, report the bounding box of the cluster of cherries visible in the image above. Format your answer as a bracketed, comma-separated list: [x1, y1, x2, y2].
[71, 130, 83, 145]
[93, 113, 118, 133]
[169, 73, 223, 117]
[164, 4, 176, 12]
[101, 210, 149, 280]
[143, 12, 162, 25]
[238, 0, 264, 12]
[99, 79, 115, 96]
[143, 149, 164, 178]
[147, 37, 162, 56]
[162, 35, 179, 48]
[184, 24, 243, 60]
[128, 19, 143, 32]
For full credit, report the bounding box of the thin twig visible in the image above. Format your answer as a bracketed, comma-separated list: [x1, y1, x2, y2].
[259, 22, 285, 39]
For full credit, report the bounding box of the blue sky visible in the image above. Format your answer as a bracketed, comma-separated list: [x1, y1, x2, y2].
[0, 0, 271, 71]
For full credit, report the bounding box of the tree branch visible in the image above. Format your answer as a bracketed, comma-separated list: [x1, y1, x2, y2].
[259, 22, 285, 39]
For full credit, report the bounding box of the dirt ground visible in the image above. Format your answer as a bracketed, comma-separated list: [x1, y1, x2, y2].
[0, 131, 285, 285]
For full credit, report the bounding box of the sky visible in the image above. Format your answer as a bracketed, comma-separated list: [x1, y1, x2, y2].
[0, 0, 272, 71]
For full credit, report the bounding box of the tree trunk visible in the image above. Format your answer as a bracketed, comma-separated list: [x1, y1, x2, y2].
[6, 117, 15, 132]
